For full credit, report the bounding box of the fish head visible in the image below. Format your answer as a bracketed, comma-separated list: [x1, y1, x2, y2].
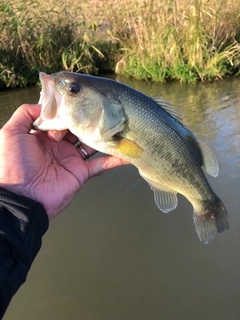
[34, 71, 128, 146]
[33, 71, 106, 136]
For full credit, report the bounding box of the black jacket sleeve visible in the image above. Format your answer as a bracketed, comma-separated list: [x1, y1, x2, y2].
[0, 188, 49, 319]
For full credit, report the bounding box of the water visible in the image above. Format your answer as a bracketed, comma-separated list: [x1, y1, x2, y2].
[2, 77, 240, 320]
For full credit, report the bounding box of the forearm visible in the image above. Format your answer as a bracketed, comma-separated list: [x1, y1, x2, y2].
[0, 188, 49, 318]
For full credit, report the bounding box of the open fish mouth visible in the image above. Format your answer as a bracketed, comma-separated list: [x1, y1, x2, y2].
[33, 72, 68, 131]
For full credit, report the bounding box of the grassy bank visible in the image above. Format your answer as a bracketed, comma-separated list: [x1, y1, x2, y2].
[0, 0, 240, 87]
[0, 0, 120, 88]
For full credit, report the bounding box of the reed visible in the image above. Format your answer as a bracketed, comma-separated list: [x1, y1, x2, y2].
[0, 0, 118, 87]
[111, 0, 240, 82]
[0, 0, 239, 87]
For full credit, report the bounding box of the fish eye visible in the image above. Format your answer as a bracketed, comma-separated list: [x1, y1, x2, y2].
[68, 82, 80, 94]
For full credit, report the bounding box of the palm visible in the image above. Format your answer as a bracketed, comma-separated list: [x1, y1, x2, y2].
[19, 131, 90, 219]
[0, 104, 128, 220]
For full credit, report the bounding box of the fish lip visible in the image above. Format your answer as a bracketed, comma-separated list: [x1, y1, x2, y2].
[33, 72, 55, 130]
[38, 72, 53, 105]
[33, 72, 68, 131]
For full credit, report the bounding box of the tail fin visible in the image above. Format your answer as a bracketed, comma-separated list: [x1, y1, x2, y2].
[193, 198, 229, 245]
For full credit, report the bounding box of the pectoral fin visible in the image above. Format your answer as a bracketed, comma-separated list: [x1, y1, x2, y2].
[148, 184, 178, 213]
[114, 138, 143, 159]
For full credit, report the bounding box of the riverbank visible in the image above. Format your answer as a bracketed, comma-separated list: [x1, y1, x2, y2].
[0, 0, 240, 87]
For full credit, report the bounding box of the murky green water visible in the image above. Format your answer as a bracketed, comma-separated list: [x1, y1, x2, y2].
[2, 76, 240, 320]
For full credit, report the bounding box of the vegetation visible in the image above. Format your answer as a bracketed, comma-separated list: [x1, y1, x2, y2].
[0, 0, 120, 87]
[112, 0, 240, 82]
[0, 0, 240, 87]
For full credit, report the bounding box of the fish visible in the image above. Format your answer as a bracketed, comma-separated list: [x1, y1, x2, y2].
[33, 71, 229, 244]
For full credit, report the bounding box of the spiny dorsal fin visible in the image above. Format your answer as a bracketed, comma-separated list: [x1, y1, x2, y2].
[151, 96, 183, 123]
[152, 96, 219, 178]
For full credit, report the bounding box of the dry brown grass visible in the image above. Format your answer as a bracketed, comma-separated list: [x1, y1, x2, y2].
[0, 0, 239, 86]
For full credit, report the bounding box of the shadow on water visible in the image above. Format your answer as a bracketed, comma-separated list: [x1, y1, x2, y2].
[1, 76, 240, 320]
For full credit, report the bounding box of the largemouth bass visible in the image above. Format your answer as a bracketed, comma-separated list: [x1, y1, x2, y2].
[33, 71, 229, 244]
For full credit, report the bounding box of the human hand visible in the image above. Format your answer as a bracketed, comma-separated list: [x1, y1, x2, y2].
[0, 104, 128, 220]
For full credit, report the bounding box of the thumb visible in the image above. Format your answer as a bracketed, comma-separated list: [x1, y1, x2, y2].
[87, 155, 129, 178]
[3, 104, 42, 134]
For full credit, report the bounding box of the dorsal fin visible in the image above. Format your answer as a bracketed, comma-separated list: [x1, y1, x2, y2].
[193, 134, 219, 178]
[151, 96, 183, 123]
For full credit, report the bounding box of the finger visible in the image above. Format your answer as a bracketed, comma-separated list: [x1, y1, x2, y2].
[75, 142, 98, 159]
[87, 155, 129, 178]
[48, 129, 79, 144]
[48, 129, 69, 142]
[3, 104, 41, 134]
[63, 131, 79, 144]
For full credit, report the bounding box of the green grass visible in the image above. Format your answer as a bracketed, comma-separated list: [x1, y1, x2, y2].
[0, 0, 240, 87]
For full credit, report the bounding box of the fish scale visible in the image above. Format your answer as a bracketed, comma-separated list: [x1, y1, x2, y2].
[33, 71, 229, 244]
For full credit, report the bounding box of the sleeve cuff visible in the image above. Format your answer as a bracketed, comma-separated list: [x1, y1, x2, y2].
[0, 187, 49, 317]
